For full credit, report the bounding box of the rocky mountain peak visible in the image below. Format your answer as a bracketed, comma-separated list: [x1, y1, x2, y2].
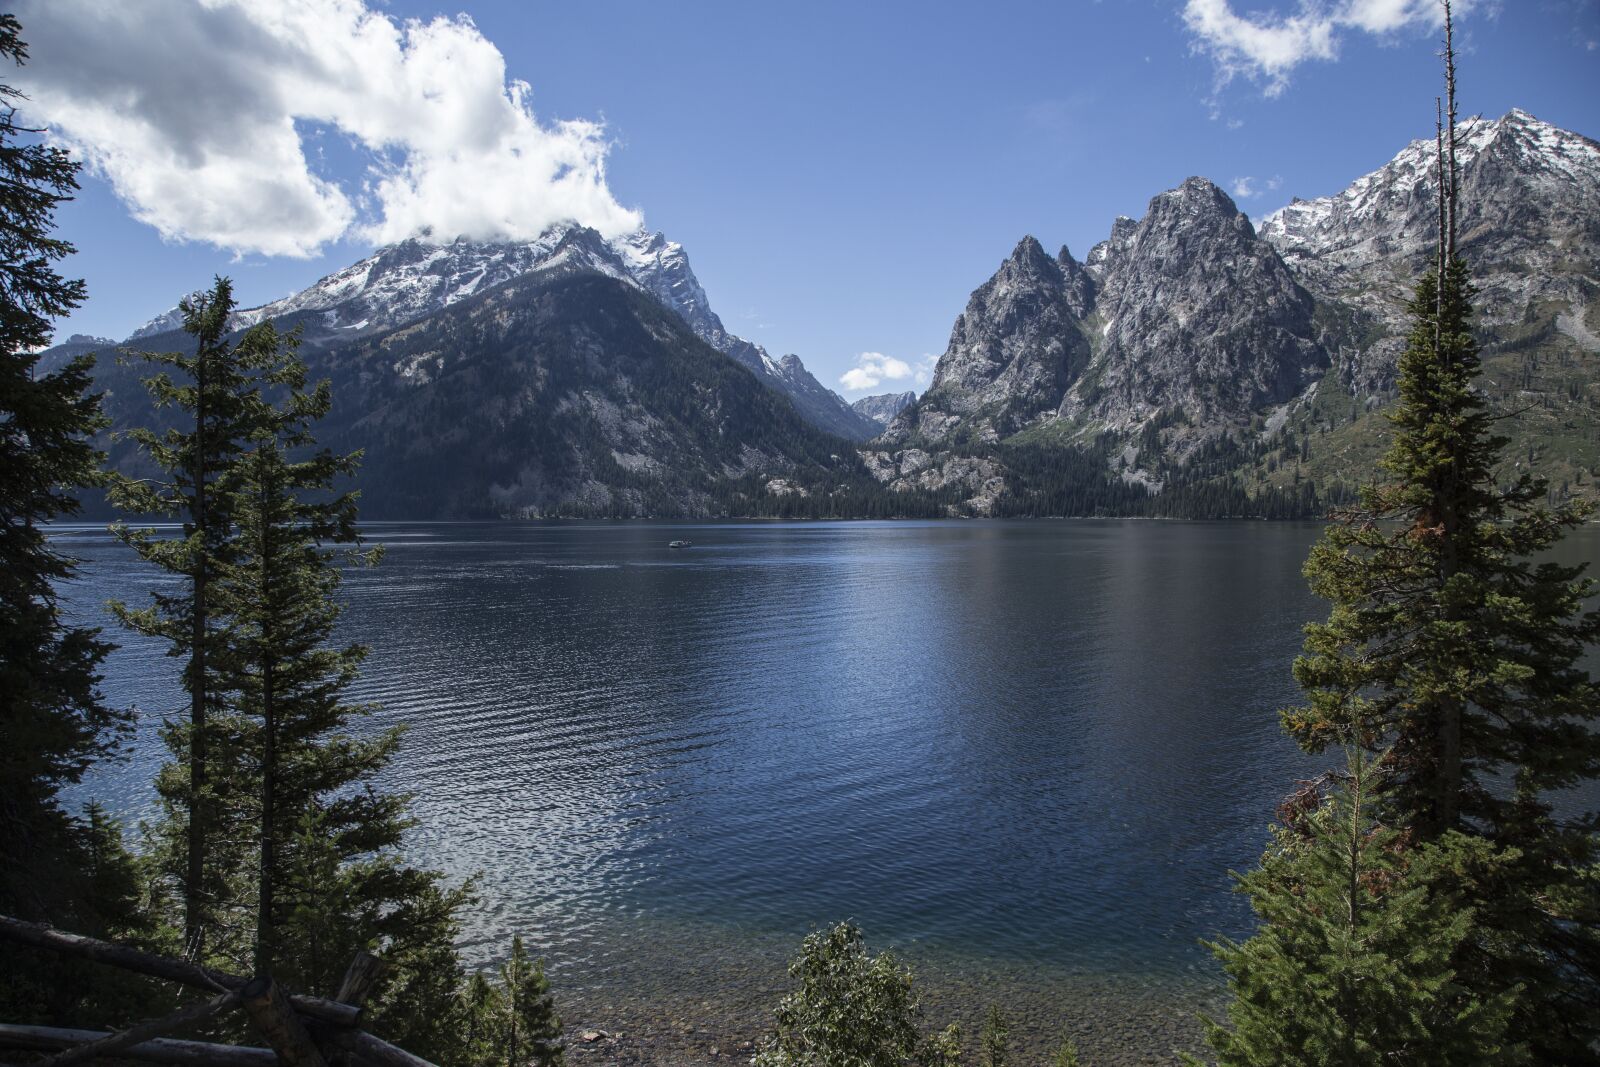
[1258, 107, 1600, 390]
[1085, 215, 1137, 277]
[122, 220, 880, 442]
[1005, 235, 1059, 276]
[1058, 174, 1324, 443]
[1133, 178, 1255, 252]
[1056, 244, 1096, 320]
[880, 235, 1094, 447]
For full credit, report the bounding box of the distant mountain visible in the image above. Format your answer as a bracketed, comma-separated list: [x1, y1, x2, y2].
[870, 109, 1600, 512]
[128, 224, 880, 442]
[851, 390, 917, 426]
[76, 267, 886, 519]
[58, 109, 1598, 520]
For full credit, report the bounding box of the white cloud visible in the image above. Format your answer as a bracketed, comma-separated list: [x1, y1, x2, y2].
[840, 352, 913, 392]
[12, 0, 641, 257]
[912, 355, 938, 387]
[1231, 174, 1284, 199]
[1183, 0, 1481, 98]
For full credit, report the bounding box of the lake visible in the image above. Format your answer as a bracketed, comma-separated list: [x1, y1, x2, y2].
[53, 520, 1600, 1063]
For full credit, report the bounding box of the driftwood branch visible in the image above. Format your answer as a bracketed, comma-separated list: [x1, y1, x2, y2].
[241, 976, 328, 1067]
[0, 1023, 275, 1067]
[31, 990, 242, 1067]
[0, 916, 360, 1027]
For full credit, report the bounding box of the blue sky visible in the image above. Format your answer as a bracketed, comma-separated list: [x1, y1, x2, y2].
[18, 0, 1600, 397]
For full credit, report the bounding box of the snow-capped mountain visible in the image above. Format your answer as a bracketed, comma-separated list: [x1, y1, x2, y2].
[1259, 108, 1600, 389]
[131, 225, 880, 441]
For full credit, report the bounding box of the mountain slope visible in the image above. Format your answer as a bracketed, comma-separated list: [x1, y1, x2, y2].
[77, 267, 881, 519]
[129, 225, 880, 442]
[1259, 108, 1600, 392]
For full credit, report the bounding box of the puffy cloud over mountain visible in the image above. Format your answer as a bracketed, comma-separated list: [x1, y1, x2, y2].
[14, 0, 641, 257]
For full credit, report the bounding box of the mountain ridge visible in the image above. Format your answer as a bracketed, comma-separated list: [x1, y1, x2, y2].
[127, 224, 881, 442]
[867, 108, 1599, 511]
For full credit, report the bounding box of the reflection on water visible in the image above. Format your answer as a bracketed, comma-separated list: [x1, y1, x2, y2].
[55, 520, 1600, 1061]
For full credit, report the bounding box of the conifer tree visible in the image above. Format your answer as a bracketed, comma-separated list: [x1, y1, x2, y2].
[456, 937, 564, 1067]
[496, 936, 563, 1067]
[0, 11, 149, 1022]
[1277, 4, 1600, 1055]
[1194, 750, 1524, 1066]
[202, 327, 371, 973]
[192, 324, 477, 1055]
[110, 278, 287, 958]
[461, 973, 504, 1067]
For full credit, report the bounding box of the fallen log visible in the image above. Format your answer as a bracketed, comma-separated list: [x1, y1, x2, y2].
[0, 1023, 275, 1067]
[0, 917, 360, 1028]
[31, 990, 241, 1067]
[342, 1030, 436, 1067]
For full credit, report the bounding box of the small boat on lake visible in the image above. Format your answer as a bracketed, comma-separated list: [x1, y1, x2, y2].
[668, 540, 692, 548]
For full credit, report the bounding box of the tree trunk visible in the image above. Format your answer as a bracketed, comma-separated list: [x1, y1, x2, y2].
[187, 338, 210, 956]
[256, 475, 276, 975]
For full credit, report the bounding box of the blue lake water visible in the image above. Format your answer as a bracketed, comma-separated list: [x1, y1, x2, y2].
[53, 520, 1600, 1061]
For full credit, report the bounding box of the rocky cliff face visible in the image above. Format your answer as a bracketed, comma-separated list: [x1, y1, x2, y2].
[878, 178, 1325, 489]
[881, 237, 1093, 447]
[1065, 177, 1326, 445]
[1259, 109, 1600, 390]
[851, 390, 917, 426]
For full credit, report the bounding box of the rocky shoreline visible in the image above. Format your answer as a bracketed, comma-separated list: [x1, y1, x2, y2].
[555, 974, 1217, 1065]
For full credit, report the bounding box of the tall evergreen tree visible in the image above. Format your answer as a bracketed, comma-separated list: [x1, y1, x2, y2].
[0, 11, 149, 1022]
[188, 323, 477, 1057]
[110, 278, 286, 959]
[1277, 4, 1600, 1056]
[201, 328, 371, 974]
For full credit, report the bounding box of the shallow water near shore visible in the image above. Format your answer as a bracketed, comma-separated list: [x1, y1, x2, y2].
[55, 520, 1600, 1062]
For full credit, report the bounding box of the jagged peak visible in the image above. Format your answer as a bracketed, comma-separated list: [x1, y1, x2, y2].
[1009, 234, 1051, 262]
[1057, 244, 1080, 267]
[1151, 176, 1238, 214]
[998, 235, 1064, 284]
